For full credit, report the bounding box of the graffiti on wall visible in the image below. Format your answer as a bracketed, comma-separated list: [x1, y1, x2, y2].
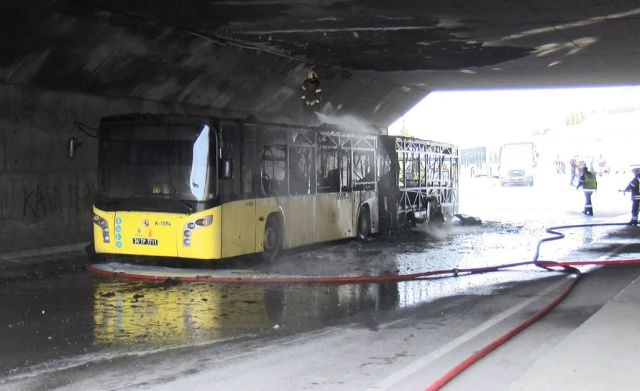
[22, 183, 96, 219]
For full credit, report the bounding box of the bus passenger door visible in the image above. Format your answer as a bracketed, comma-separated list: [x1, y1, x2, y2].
[220, 121, 256, 258]
[220, 122, 256, 258]
[316, 150, 353, 241]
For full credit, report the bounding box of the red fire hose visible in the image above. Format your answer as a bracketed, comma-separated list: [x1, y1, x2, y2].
[424, 222, 638, 390]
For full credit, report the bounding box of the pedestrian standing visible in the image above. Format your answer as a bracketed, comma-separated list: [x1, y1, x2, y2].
[569, 157, 576, 186]
[597, 154, 606, 176]
[623, 168, 640, 226]
[576, 166, 597, 215]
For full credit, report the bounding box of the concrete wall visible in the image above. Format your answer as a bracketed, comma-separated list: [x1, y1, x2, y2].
[0, 84, 227, 252]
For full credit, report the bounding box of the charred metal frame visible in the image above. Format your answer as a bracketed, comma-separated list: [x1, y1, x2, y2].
[314, 131, 378, 193]
[392, 136, 459, 222]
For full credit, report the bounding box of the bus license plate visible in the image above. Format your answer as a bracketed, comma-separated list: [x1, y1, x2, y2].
[132, 238, 158, 246]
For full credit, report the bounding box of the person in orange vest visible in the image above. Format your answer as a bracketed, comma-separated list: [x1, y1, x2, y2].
[623, 168, 640, 226]
[576, 166, 597, 215]
[301, 71, 322, 124]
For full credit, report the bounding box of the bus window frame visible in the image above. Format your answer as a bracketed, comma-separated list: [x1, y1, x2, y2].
[261, 144, 288, 195]
[95, 118, 221, 213]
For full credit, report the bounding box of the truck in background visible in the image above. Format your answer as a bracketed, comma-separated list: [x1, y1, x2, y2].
[499, 142, 537, 186]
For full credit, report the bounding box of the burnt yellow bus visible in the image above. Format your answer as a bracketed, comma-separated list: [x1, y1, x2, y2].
[93, 114, 380, 261]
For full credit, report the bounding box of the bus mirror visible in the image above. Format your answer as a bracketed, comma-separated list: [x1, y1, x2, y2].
[220, 159, 233, 179]
[67, 137, 82, 159]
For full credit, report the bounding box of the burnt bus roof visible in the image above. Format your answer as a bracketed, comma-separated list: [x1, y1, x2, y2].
[100, 113, 230, 128]
[378, 134, 457, 150]
[99, 113, 380, 139]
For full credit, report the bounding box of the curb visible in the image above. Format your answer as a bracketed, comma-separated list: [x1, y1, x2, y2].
[0, 242, 91, 279]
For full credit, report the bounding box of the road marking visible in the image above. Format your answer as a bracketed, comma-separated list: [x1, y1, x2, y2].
[367, 276, 570, 391]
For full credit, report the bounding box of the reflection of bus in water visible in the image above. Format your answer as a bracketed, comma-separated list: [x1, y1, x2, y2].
[92, 114, 458, 261]
[92, 281, 402, 345]
[460, 146, 499, 178]
[93, 282, 272, 345]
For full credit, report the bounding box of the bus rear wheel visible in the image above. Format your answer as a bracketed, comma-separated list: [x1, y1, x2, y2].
[262, 216, 281, 262]
[357, 209, 370, 240]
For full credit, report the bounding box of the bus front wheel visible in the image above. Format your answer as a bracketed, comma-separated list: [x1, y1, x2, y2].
[357, 209, 370, 240]
[262, 216, 281, 262]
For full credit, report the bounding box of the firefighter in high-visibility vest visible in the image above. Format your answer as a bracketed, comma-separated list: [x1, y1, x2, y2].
[301, 71, 322, 124]
[623, 168, 640, 226]
[576, 166, 597, 215]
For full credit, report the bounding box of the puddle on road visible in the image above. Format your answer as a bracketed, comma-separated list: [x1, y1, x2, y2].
[92, 280, 423, 346]
[92, 272, 550, 348]
[91, 220, 575, 347]
[87, 217, 631, 348]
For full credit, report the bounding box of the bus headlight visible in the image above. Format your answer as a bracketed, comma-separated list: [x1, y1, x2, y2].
[182, 215, 213, 248]
[93, 214, 110, 243]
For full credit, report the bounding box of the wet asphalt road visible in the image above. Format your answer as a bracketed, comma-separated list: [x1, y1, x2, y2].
[1, 171, 639, 390]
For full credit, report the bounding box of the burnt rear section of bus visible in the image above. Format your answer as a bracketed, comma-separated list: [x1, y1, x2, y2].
[377, 135, 459, 232]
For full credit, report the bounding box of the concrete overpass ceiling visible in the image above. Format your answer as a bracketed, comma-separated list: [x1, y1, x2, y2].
[2, 0, 640, 126]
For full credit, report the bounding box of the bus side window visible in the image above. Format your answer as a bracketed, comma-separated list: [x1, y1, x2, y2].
[339, 151, 351, 192]
[261, 145, 287, 195]
[241, 127, 256, 197]
[317, 149, 339, 193]
[353, 150, 375, 191]
[289, 146, 314, 195]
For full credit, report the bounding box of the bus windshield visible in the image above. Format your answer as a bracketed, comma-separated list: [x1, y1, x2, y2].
[502, 144, 533, 166]
[98, 123, 215, 202]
